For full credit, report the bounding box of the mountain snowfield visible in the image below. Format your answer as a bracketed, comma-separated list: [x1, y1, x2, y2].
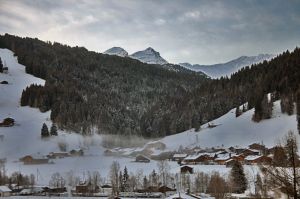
[0, 48, 298, 187]
[103, 47, 129, 57]
[130, 47, 168, 65]
[179, 54, 275, 78]
[103, 47, 168, 65]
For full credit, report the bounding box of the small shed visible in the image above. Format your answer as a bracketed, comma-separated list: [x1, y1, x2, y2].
[180, 165, 193, 174]
[0, 117, 15, 127]
[0, 81, 8, 84]
[135, 154, 150, 163]
[0, 186, 11, 197]
[20, 155, 49, 165]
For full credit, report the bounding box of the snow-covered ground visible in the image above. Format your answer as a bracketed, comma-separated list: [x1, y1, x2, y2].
[154, 101, 298, 152]
[0, 48, 298, 189]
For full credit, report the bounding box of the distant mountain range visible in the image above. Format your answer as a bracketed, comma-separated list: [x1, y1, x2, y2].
[179, 54, 275, 78]
[104, 47, 275, 78]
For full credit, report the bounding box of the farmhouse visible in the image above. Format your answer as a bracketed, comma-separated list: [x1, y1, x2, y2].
[19, 155, 49, 165]
[136, 154, 150, 163]
[0, 186, 11, 197]
[183, 153, 215, 165]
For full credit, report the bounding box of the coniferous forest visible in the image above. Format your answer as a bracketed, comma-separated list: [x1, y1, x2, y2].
[0, 34, 299, 137]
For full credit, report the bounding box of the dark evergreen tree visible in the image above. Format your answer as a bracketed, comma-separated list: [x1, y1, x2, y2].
[296, 90, 300, 134]
[41, 123, 49, 138]
[122, 166, 129, 192]
[50, 124, 58, 136]
[235, 106, 241, 117]
[0, 57, 3, 73]
[230, 160, 247, 193]
[242, 104, 247, 112]
[280, 93, 294, 115]
[272, 146, 288, 167]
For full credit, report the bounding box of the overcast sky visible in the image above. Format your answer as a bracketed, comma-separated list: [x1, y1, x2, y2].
[1, 0, 300, 64]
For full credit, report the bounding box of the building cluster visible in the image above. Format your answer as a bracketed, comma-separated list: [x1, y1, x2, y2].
[18, 149, 84, 165]
[172, 143, 275, 167]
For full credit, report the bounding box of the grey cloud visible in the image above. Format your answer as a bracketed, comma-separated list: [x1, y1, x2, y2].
[0, 0, 300, 64]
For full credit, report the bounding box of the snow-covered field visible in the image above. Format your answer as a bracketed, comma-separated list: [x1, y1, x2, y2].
[0, 48, 298, 187]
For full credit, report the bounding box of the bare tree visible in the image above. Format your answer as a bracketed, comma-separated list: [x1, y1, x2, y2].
[206, 172, 228, 199]
[110, 161, 120, 196]
[49, 172, 66, 188]
[157, 160, 170, 186]
[261, 131, 299, 198]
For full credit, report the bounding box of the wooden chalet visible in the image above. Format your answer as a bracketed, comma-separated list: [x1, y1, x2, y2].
[20, 155, 49, 165]
[242, 148, 260, 156]
[70, 149, 84, 156]
[183, 153, 215, 165]
[249, 143, 266, 151]
[47, 152, 70, 159]
[214, 153, 232, 165]
[75, 182, 100, 196]
[244, 155, 272, 165]
[135, 154, 150, 163]
[0, 186, 11, 197]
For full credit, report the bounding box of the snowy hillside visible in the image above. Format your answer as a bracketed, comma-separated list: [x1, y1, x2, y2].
[179, 54, 275, 78]
[148, 101, 298, 152]
[130, 47, 168, 65]
[0, 48, 297, 188]
[103, 47, 128, 57]
[0, 48, 168, 185]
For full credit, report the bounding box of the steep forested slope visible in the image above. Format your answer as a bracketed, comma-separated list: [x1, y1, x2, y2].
[0, 34, 208, 137]
[0, 34, 299, 138]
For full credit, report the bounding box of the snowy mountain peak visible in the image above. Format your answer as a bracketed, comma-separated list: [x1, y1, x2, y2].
[130, 47, 168, 65]
[179, 54, 275, 78]
[103, 47, 129, 57]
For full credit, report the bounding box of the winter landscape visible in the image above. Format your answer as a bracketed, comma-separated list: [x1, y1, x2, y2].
[0, 1, 300, 199]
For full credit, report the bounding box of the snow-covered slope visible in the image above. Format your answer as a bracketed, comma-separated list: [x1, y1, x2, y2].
[0, 49, 174, 185]
[149, 101, 298, 151]
[130, 47, 168, 65]
[103, 47, 128, 57]
[179, 54, 275, 78]
[0, 48, 297, 188]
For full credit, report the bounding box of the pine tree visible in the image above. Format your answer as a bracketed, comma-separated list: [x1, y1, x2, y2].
[0, 57, 3, 73]
[230, 160, 247, 193]
[41, 123, 49, 138]
[122, 166, 129, 192]
[235, 106, 241, 117]
[242, 104, 247, 112]
[50, 124, 58, 136]
[296, 90, 300, 134]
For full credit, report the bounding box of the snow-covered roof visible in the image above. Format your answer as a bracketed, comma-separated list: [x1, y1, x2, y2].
[184, 153, 214, 160]
[0, 186, 11, 192]
[245, 155, 262, 161]
[215, 153, 234, 161]
[165, 193, 197, 199]
[173, 154, 187, 158]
